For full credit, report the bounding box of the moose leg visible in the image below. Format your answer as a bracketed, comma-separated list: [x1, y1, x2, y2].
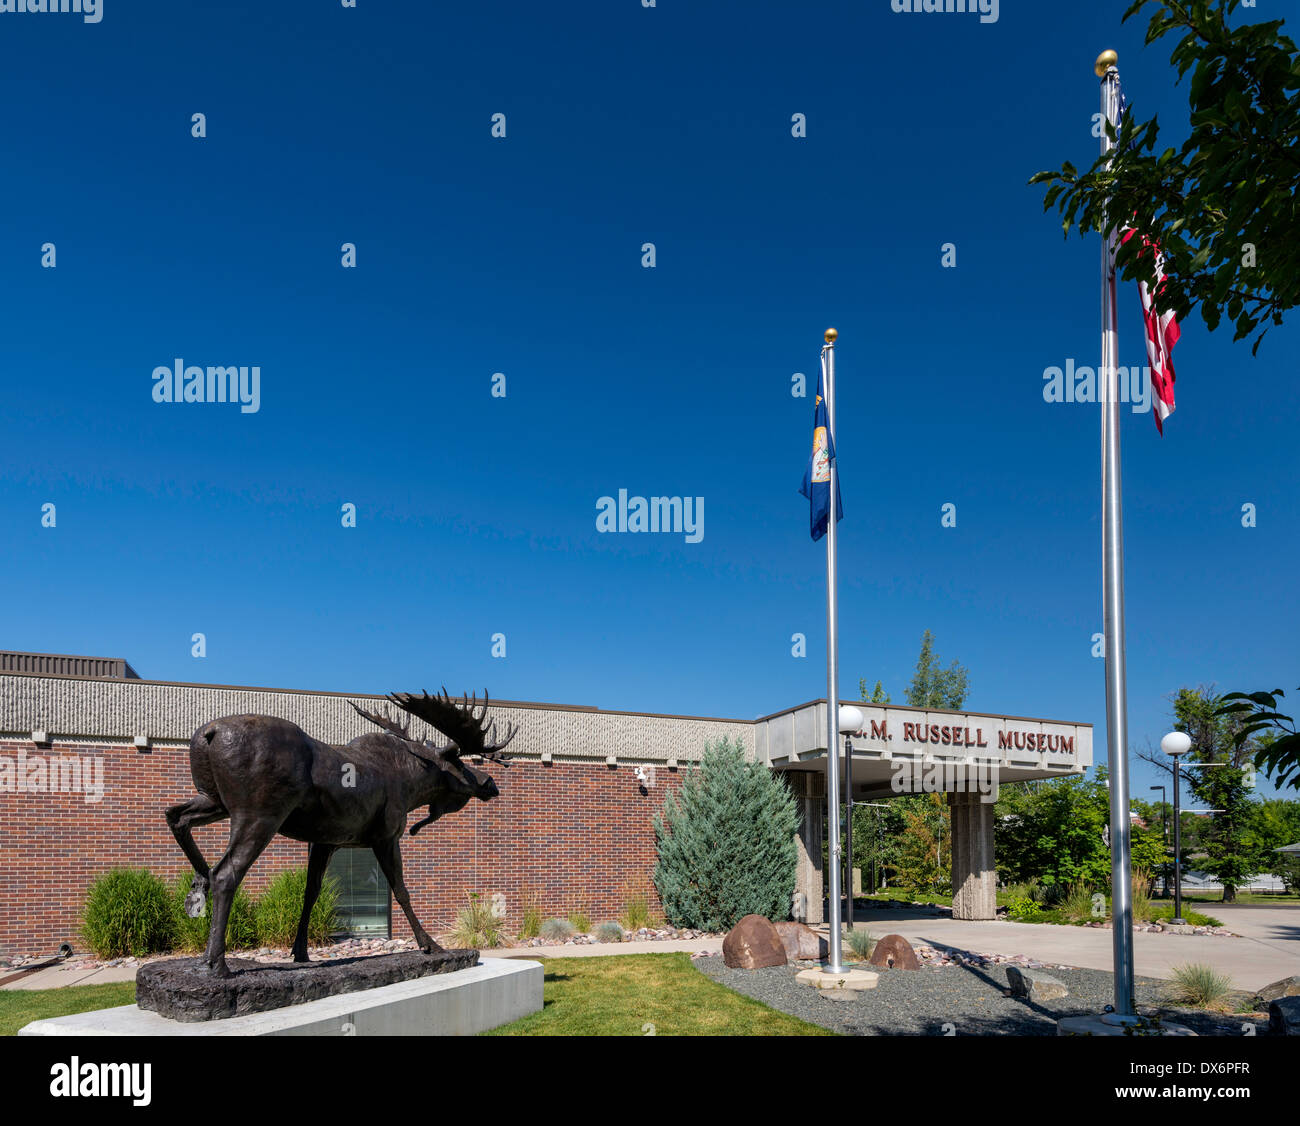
[165, 794, 228, 916]
[203, 815, 280, 977]
[373, 836, 443, 954]
[291, 842, 338, 963]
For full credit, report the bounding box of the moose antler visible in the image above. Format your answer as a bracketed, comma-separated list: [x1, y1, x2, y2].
[387, 687, 518, 766]
[349, 701, 412, 740]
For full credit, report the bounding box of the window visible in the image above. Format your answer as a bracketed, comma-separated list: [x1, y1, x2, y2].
[325, 848, 391, 938]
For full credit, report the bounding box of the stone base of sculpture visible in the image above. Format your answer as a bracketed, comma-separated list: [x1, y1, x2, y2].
[20, 957, 543, 1037]
[136, 949, 480, 1022]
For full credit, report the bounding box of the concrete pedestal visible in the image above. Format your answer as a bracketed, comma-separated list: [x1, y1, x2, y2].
[794, 771, 825, 924]
[949, 791, 996, 920]
[1057, 1013, 1196, 1037]
[18, 958, 542, 1037]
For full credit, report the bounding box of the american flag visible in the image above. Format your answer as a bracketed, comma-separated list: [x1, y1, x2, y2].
[1117, 92, 1180, 434]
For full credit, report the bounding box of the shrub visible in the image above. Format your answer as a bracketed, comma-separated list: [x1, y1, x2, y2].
[448, 892, 505, 948]
[1059, 880, 1099, 922]
[1131, 866, 1154, 921]
[619, 884, 652, 932]
[1007, 896, 1043, 922]
[593, 922, 624, 943]
[169, 871, 256, 953]
[1167, 963, 1234, 1010]
[253, 868, 340, 947]
[539, 917, 576, 942]
[80, 868, 173, 958]
[845, 928, 874, 961]
[567, 910, 592, 934]
[653, 736, 798, 932]
[516, 888, 542, 940]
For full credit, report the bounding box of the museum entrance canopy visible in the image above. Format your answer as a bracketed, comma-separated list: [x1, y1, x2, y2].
[753, 699, 1092, 801]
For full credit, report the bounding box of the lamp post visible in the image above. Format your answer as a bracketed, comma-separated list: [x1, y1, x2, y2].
[1149, 784, 1167, 897]
[839, 705, 864, 937]
[1161, 731, 1192, 924]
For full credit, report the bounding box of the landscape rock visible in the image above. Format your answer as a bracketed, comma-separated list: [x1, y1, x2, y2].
[1006, 966, 1069, 1002]
[867, 933, 920, 971]
[1256, 976, 1300, 1005]
[1269, 996, 1300, 1036]
[722, 914, 787, 969]
[773, 921, 828, 962]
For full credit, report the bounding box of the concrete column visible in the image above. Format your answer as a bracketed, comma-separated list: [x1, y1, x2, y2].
[948, 791, 996, 920]
[793, 771, 825, 924]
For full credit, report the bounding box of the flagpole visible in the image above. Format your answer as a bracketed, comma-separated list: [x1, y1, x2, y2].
[1096, 48, 1136, 1021]
[822, 327, 844, 974]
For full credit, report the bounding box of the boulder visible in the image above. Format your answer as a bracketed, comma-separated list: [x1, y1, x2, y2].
[722, 915, 787, 969]
[773, 921, 828, 962]
[1006, 966, 1069, 1002]
[867, 933, 921, 971]
[1269, 996, 1300, 1036]
[1256, 975, 1300, 1005]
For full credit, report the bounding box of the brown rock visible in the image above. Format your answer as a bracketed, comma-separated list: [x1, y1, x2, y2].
[1256, 975, 1300, 1005]
[868, 933, 921, 971]
[722, 915, 787, 969]
[773, 921, 829, 962]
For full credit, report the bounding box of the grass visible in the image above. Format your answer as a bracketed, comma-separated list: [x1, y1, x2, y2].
[845, 927, 874, 961]
[516, 889, 542, 941]
[567, 910, 592, 934]
[448, 892, 506, 948]
[484, 953, 832, 1036]
[1181, 891, 1299, 904]
[0, 982, 136, 1036]
[1165, 963, 1235, 1011]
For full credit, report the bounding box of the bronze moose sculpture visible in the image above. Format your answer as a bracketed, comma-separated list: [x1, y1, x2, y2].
[165, 690, 516, 977]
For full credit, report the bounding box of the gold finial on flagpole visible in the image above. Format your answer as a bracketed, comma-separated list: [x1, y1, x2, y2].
[824, 328, 838, 343]
[1094, 49, 1118, 77]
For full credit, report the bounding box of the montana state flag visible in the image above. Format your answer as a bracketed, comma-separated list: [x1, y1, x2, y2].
[799, 349, 843, 541]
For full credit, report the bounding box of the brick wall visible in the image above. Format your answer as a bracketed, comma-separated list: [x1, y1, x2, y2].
[0, 738, 680, 957]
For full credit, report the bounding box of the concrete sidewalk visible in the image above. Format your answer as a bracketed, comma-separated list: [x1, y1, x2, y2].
[836, 901, 1300, 992]
[1, 937, 725, 991]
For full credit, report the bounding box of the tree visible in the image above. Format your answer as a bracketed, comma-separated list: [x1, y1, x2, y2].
[995, 773, 1112, 895]
[1031, 0, 1300, 354]
[906, 630, 971, 710]
[859, 678, 890, 704]
[1141, 687, 1265, 901]
[652, 736, 798, 931]
[1216, 689, 1300, 791]
[892, 793, 951, 898]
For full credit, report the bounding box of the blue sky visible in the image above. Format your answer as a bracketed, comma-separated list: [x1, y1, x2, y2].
[2, 1, 1296, 800]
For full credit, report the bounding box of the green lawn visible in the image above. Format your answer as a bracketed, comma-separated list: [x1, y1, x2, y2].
[0, 982, 136, 1036]
[484, 953, 832, 1036]
[3, 956, 828, 1037]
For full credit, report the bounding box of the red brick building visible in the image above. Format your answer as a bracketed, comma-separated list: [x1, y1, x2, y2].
[0, 652, 1092, 957]
[0, 654, 748, 957]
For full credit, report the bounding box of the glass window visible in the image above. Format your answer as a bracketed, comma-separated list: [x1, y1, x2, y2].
[325, 847, 391, 938]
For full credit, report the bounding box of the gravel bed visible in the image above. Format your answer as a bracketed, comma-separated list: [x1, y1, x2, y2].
[694, 955, 1270, 1036]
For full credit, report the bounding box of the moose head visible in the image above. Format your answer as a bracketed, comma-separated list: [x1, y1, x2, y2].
[350, 689, 518, 831]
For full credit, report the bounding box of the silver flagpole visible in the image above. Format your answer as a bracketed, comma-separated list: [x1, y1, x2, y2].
[1096, 49, 1135, 1020]
[822, 327, 844, 974]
